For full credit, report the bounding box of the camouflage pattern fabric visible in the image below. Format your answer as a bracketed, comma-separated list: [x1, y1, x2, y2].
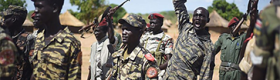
[140, 32, 173, 66]
[163, 0, 214, 79]
[114, 32, 122, 51]
[31, 27, 82, 80]
[1, 5, 27, 18]
[252, 4, 280, 80]
[109, 45, 159, 80]
[0, 27, 18, 79]
[119, 13, 146, 30]
[13, 30, 34, 80]
[212, 33, 246, 80]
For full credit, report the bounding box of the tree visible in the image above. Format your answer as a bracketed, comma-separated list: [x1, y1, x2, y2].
[208, 0, 243, 21]
[70, 0, 107, 24]
[109, 4, 127, 25]
[0, 0, 27, 11]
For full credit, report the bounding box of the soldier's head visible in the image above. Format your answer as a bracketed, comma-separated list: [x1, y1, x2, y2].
[119, 14, 146, 44]
[94, 17, 109, 41]
[31, 12, 45, 31]
[148, 13, 164, 34]
[192, 7, 210, 31]
[1, 5, 27, 29]
[228, 17, 240, 36]
[32, 0, 64, 25]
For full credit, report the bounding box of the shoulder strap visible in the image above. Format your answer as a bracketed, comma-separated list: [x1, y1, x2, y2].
[156, 33, 166, 52]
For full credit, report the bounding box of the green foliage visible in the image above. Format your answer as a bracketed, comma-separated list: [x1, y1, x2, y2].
[207, 0, 243, 21]
[0, 0, 27, 11]
[68, 9, 80, 19]
[109, 4, 127, 24]
[27, 10, 34, 21]
[140, 11, 177, 25]
[159, 11, 177, 24]
[70, 0, 107, 24]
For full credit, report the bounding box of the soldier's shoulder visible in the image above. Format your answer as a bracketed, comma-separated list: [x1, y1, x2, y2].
[220, 33, 230, 37]
[112, 48, 124, 58]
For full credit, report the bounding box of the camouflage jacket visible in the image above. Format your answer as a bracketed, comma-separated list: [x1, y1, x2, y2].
[140, 32, 173, 66]
[0, 27, 19, 79]
[12, 29, 35, 80]
[163, 0, 214, 80]
[252, 4, 280, 80]
[109, 45, 159, 80]
[31, 27, 82, 80]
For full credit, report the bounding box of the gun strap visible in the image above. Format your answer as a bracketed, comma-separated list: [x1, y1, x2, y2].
[156, 33, 166, 52]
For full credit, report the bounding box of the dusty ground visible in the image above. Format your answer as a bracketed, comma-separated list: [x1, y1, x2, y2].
[75, 25, 222, 80]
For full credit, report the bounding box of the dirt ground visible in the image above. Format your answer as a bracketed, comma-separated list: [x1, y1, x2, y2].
[75, 25, 222, 80]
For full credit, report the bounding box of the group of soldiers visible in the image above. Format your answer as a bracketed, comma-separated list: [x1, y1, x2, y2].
[0, 0, 279, 80]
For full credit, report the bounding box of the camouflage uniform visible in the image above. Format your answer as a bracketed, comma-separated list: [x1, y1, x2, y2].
[163, 0, 214, 79]
[110, 45, 159, 80]
[31, 27, 82, 80]
[108, 14, 159, 80]
[252, 3, 280, 80]
[1, 5, 34, 80]
[213, 33, 246, 80]
[0, 27, 18, 79]
[140, 32, 173, 67]
[114, 32, 122, 51]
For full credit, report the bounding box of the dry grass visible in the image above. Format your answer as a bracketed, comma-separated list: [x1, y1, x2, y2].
[74, 25, 222, 80]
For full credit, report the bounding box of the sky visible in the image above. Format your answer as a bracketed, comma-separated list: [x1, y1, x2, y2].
[26, 0, 271, 14]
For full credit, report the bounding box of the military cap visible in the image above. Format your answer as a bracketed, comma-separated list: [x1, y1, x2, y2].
[228, 17, 239, 28]
[97, 14, 113, 27]
[148, 13, 164, 19]
[1, 5, 27, 18]
[119, 13, 146, 29]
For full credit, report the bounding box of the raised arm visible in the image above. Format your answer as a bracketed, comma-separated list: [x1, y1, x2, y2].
[106, 17, 116, 44]
[173, 0, 190, 33]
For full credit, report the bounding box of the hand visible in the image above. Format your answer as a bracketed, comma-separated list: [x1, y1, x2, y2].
[243, 13, 248, 20]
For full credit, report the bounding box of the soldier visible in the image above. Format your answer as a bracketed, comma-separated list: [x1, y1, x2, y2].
[0, 21, 19, 80]
[251, 0, 280, 80]
[140, 13, 173, 80]
[87, 15, 118, 80]
[1, 5, 34, 80]
[31, 0, 82, 79]
[107, 13, 159, 80]
[163, 0, 214, 79]
[212, 17, 247, 80]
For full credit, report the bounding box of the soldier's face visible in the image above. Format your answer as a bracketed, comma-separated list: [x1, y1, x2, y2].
[192, 9, 209, 30]
[121, 23, 141, 44]
[33, 0, 54, 26]
[94, 26, 106, 41]
[150, 19, 162, 33]
[3, 15, 15, 27]
[229, 24, 240, 35]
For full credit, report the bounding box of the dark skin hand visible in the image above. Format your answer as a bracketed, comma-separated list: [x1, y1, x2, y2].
[159, 54, 172, 70]
[106, 16, 116, 44]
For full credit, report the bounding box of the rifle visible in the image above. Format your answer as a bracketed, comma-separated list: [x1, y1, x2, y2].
[239, 0, 258, 80]
[79, 0, 130, 38]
